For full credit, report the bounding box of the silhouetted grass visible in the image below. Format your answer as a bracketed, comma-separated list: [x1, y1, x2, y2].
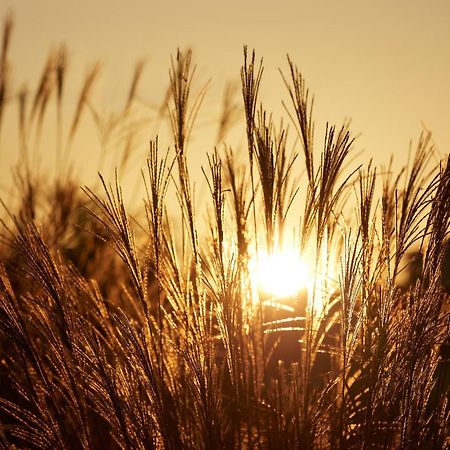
[0, 18, 449, 449]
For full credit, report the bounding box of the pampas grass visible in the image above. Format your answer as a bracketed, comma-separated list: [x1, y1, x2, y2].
[0, 18, 449, 449]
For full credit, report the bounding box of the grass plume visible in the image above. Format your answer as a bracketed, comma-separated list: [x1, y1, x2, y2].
[0, 20, 449, 449]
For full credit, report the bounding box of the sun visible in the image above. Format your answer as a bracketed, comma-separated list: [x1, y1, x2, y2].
[251, 248, 310, 299]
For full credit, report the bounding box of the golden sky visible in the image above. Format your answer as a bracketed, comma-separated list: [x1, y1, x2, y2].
[1, 0, 450, 188]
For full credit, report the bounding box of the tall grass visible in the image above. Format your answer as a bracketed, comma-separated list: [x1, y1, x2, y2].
[0, 18, 449, 449]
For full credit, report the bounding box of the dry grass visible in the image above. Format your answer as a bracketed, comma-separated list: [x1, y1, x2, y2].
[0, 18, 449, 449]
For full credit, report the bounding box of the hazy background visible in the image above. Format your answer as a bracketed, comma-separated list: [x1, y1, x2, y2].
[1, 0, 450, 193]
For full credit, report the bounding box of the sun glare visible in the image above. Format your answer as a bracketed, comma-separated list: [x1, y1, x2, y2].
[252, 248, 310, 299]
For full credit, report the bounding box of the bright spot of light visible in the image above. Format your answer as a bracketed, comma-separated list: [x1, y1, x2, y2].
[251, 248, 310, 298]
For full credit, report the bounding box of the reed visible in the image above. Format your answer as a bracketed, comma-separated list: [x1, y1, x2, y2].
[0, 18, 448, 449]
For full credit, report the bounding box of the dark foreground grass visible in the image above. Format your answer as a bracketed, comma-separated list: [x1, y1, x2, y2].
[0, 17, 449, 449]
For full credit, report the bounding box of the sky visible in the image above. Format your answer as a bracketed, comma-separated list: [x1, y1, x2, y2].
[1, 0, 450, 190]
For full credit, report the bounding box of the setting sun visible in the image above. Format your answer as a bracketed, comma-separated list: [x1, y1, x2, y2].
[251, 248, 310, 298]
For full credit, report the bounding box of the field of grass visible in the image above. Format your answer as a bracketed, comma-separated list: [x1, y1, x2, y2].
[0, 16, 449, 449]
